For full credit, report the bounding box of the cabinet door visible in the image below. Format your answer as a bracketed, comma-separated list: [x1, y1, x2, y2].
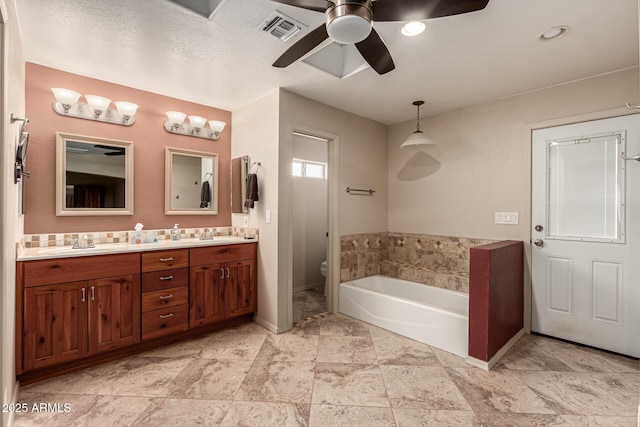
[23, 282, 88, 371]
[225, 259, 256, 318]
[88, 275, 140, 354]
[189, 264, 225, 327]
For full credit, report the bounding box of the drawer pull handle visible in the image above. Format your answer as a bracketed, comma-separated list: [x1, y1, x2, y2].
[159, 276, 174, 281]
[159, 257, 174, 262]
[81, 287, 86, 303]
[159, 294, 174, 300]
[226, 267, 230, 278]
[220, 268, 224, 279]
[159, 313, 174, 319]
[91, 286, 95, 301]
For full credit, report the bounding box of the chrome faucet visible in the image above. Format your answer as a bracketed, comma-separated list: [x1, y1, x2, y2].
[72, 235, 95, 249]
[199, 228, 214, 240]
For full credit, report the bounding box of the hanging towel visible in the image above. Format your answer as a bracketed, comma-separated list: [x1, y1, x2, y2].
[244, 173, 259, 209]
[200, 181, 211, 208]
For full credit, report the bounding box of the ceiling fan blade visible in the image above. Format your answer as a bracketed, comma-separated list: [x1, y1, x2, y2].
[355, 28, 395, 75]
[268, 0, 330, 13]
[373, 0, 490, 21]
[273, 24, 329, 68]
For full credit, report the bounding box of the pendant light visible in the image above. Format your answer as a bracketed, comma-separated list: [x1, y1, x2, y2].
[400, 100, 435, 148]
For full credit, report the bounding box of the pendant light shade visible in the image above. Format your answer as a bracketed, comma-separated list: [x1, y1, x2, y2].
[401, 100, 435, 148]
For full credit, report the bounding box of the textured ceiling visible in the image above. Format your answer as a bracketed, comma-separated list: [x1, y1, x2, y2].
[15, 0, 639, 125]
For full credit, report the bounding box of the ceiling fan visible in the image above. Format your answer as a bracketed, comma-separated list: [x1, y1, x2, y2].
[270, 0, 490, 75]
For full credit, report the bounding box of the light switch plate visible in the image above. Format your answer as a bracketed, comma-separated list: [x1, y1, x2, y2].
[266, 210, 272, 224]
[495, 211, 519, 225]
[243, 216, 249, 228]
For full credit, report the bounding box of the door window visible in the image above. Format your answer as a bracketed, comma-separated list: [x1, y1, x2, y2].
[546, 132, 625, 243]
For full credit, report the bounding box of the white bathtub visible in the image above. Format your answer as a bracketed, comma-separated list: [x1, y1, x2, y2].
[339, 275, 469, 356]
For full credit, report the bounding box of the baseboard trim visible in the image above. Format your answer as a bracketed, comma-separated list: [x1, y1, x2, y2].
[7, 381, 19, 427]
[465, 329, 525, 371]
[252, 315, 280, 334]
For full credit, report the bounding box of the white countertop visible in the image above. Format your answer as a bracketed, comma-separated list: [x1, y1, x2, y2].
[17, 235, 258, 261]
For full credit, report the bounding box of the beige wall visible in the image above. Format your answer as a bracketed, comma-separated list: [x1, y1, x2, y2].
[279, 89, 388, 324]
[24, 63, 232, 233]
[388, 67, 639, 334]
[231, 89, 281, 331]
[1, 0, 24, 425]
[388, 68, 639, 241]
[232, 88, 388, 331]
[280, 90, 388, 235]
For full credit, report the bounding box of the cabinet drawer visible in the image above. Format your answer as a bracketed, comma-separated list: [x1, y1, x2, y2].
[141, 286, 188, 312]
[20, 253, 140, 287]
[141, 249, 188, 272]
[190, 243, 256, 267]
[141, 304, 188, 341]
[141, 268, 188, 292]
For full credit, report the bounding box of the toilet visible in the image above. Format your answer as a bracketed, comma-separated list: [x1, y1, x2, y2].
[320, 261, 328, 297]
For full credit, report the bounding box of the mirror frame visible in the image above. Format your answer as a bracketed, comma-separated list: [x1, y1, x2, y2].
[55, 132, 134, 216]
[231, 155, 249, 214]
[165, 147, 219, 215]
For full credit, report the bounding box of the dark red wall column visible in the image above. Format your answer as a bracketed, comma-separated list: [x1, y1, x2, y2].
[468, 240, 524, 362]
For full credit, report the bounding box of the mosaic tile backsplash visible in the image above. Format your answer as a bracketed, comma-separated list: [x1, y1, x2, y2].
[23, 226, 259, 249]
[340, 232, 495, 293]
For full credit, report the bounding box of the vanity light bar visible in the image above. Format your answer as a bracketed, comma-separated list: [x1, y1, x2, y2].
[51, 88, 138, 126]
[163, 111, 226, 140]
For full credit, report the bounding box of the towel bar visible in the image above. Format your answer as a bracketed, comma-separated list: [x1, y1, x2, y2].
[346, 187, 375, 196]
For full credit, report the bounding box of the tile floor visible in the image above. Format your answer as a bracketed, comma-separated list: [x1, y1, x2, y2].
[13, 313, 639, 426]
[292, 287, 326, 323]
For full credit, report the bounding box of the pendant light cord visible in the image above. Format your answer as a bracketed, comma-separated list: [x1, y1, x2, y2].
[415, 103, 421, 132]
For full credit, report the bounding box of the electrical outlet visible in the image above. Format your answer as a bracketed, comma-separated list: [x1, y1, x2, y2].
[243, 216, 249, 228]
[266, 210, 272, 224]
[495, 211, 519, 225]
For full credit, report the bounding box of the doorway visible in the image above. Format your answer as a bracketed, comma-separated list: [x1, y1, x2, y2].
[290, 131, 329, 323]
[531, 114, 640, 357]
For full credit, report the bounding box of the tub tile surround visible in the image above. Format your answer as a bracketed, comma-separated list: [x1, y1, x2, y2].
[14, 314, 639, 426]
[340, 232, 495, 292]
[22, 226, 259, 249]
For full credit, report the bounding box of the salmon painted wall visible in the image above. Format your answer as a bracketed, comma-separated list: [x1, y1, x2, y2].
[24, 63, 232, 233]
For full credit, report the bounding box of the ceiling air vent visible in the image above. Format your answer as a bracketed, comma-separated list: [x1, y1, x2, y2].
[259, 11, 306, 42]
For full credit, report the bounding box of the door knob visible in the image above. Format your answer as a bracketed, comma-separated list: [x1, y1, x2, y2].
[534, 239, 544, 247]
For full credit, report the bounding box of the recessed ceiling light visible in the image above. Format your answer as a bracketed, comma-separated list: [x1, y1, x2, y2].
[401, 21, 426, 37]
[539, 26, 570, 42]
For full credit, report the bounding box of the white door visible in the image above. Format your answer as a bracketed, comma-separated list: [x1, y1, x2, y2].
[531, 114, 640, 357]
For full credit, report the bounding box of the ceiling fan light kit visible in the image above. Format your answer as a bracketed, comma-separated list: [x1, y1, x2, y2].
[270, 0, 490, 76]
[326, 1, 373, 44]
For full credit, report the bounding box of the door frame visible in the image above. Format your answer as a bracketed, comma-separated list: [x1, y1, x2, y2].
[522, 106, 637, 333]
[284, 123, 339, 330]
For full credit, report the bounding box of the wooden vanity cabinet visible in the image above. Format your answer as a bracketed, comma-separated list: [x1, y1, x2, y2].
[140, 249, 189, 340]
[189, 243, 257, 327]
[17, 242, 257, 379]
[18, 253, 140, 372]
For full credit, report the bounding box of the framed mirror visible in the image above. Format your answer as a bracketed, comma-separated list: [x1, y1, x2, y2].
[165, 147, 219, 215]
[231, 155, 249, 214]
[56, 132, 134, 216]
